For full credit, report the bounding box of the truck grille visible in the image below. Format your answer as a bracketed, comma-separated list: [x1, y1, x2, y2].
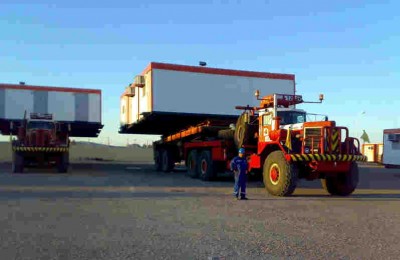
[304, 127, 322, 153]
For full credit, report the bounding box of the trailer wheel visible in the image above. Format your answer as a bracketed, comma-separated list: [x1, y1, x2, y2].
[198, 150, 216, 181]
[321, 162, 359, 196]
[12, 151, 24, 173]
[155, 149, 162, 172]
[57, 152, 69, 173]
[263, 151, 298, 196]
[161, 149, 174, 172]
[186, 150, 198, 178]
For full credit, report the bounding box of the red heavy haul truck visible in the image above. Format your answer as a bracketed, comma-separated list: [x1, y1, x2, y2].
[10, 112, 71, 173]
[119, 62, 366, 196]
[0, 83, 103, 173]
[153, 92, 367, 196]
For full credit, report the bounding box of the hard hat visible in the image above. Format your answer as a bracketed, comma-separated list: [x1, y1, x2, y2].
[239, 148, 245, 154]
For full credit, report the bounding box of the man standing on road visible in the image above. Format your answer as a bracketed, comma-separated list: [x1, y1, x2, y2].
[230, 147, 248, 200]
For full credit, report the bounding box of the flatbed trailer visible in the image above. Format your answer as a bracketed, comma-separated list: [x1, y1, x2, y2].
[153, 118, 246, 180]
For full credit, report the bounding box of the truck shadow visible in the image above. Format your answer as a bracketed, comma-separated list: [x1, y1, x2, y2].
[290, 193, 400, 199]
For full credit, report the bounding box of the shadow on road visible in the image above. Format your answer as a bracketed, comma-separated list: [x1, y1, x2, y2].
[0, 191, 214, 200]
[291, 193, 400, 199]
[0, 190, 399, 202]
[1, 162, 400, 192]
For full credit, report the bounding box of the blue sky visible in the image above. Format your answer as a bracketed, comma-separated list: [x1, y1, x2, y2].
[1, 0, 399, 146]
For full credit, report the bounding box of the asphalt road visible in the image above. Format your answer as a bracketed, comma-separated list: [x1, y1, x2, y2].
[1, 162, 400, 260]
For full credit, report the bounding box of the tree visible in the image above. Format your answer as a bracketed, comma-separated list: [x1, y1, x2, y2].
[360, 130, 370, 143]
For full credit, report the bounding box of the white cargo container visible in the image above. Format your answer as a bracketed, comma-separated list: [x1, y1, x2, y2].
[382, 128, 400, 167]
[0, 83, 103, 137]
[120, 62, 296, 135]
[362, 143, 383, 163]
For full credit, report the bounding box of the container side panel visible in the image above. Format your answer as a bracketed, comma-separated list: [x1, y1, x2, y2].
[152, 69, 295, 114]
[88, 93, 101, 123]
[5, 89, 34, 119]
[75, 93, 89, 122]
[120, 96, 127, 125]
[0, 89, 5, 118]
[33, 90, 48, 114]
[147, 70, 152, 111]
[131, 90, 138, 124]
[138, 71, 152, 120]
[383, 135, 400, 165]
[131, 94, 138, 123]
[48, 92, 75, 121]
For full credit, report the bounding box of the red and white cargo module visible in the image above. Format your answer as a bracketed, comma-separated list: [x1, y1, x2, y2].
[119, 62, 367, 197]
[119, 62, 295, 175]
[382, 128, 400, 168]
[0, 82, 103, 173]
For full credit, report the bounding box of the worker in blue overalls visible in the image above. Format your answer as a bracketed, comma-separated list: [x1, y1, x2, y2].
[230, 147, 248, 200]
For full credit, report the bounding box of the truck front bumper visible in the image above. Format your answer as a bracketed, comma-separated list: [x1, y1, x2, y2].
[12, 147, 69, 152]
[287, 154, 367, 162]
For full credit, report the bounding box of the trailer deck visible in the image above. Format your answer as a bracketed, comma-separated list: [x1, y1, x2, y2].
[119, 111, 238, 136]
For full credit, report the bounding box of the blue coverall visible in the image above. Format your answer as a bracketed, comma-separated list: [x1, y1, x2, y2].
[230, 156, 248, 199]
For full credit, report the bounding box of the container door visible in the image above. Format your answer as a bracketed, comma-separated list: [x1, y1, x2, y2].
[33, 90, 48, 114]
[75, 93, 89, 122]
[364, 145, 375, 162]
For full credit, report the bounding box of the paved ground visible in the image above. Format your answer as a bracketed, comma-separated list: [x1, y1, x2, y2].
[0, 162, 400, 260]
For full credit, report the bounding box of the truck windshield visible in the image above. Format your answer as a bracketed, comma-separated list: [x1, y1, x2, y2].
[277, 111, 306, 125]
[27, 121, 54, 130]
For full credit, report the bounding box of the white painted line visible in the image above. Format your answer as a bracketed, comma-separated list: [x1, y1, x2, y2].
[125, 167, 142, 170]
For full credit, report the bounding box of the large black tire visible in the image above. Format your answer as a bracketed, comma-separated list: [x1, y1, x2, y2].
[234, 113, 257, 148]
[12, 151, 24, 173]
[218, 129, 235, 140]
[186, 150, 198, 178]
[263, 151, 298, 196]
[57, 152, 69, 173]
[161, 149, 174, 172]
[321, 162, 359, 196]
[234, 114, 247, 148]
[198, 150, 216, 181]
[154, 149, 162, 172]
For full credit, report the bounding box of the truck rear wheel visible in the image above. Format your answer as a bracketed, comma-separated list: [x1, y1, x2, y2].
[161, 149, 174, 172]
[186, 150, 198, 178]
[57, 152, 69, 173]
[198, 150, 216, 181]
[263, 151, 298, 196]
[155, 149, 162, 172]
[321, 162, 359, 196]
[12, 151, 24, 173]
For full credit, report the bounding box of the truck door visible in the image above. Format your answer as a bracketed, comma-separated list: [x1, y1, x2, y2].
[259, 113, 272, 142]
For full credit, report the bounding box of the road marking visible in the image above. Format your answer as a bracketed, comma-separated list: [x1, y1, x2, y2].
[125, 167, 142, 170]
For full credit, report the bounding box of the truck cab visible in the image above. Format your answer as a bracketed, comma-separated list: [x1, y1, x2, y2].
[12, 113, 70, 173]
[24, 116, 56, 147]
[236, 92, 367, 196]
